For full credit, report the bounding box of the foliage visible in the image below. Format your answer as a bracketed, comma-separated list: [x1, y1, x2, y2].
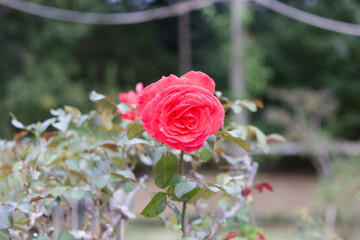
[248, 0, 360, 139]
[0, 0, 178, 138]
[319, 157, 360, 207]
[294, 207, 342, 240]
[0, 87, 282, 239]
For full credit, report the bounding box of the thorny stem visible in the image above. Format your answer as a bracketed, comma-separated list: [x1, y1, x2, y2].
[179, 150, 187, 237]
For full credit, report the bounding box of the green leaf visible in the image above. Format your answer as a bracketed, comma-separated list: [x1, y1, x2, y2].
[38, 117, 56, 134]
[196, 228, 211, 240]
[11, 226, 27, 234]
[153, 147, 167, 165]
[239, 100, 257, 112]
[65, 159, 80, 171]
[101, 143, 119, 152]
[152, 152, 178, 188]
[112, 170, 136, 181]
[0, 204, 14, 229]
[266, 133, 286, 143]
[89, 91, 115, 103]
[24, 193, 55, 203]
[167, 186, 181, 201]
[175, 181, 197, 199]
[117, 103, 129, 113]
[188, 188, 206, 203]
[127, 122, 145, 140]
[216, 131, 250, 152]
[90, 91, 106, 102]
[207, 134, 216, 146]
[206, 183, 230, 198]
[59, 231, 76, 240]
[15, 203, 31, 214]
[202, 189, 216, 200]
[200, 145, 212, 162]
[102, 105, 115, 130]
[11, 119, 25, 129]
[128, 139, 151, 146]
[68, 188, 86, 199]
[96, 175, 111, 189]
[168, 203, 182, 224]
[35, 236, 51, 240]
[84, 190, 93, 199]
[140, 192, 167, 218]
[0, 229, 10, 240]
[49, 186, 68, 197]
[164, 177, 182, 187]
[248, 126, 269, 153]
[121, 182, 134, 192]
[50, 108, 66, 117]
[222, 186, 242, 196]
[231, 104, 242, 114]
[167, 185, 200, 202]
[52, 115, 72, 132]
[139, 154, 153, 166]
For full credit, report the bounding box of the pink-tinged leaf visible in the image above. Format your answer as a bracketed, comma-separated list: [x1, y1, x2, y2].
[101, 143, 119, 152]
[29, 194, 55, 203]
[254, 184, 263, 193]
[13, 131, 28, 141]
[248, 99, 264, 109]
[223, 232, 237, 240]
[266, 133, 286, 143]
[254, 182, 273, 193]
[261, 182, 273, 192]
[256, 232, 265, 240]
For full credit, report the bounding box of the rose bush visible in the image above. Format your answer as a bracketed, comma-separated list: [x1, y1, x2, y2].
[117, 82, 143, 121]
[0, 71, 288, 240]
[137, 71, 225, 152]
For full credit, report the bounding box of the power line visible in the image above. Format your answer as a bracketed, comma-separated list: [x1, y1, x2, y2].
[1, 0, 360, 37]
[251, 0, 360, 36]
[0, 0, 219, 25]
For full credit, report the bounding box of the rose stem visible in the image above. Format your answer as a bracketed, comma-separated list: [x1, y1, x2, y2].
[179, 150, 185, 176]
[179, 150, 187, 237]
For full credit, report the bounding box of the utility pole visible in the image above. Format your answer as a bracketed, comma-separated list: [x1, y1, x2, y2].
[230, 0, 248, 124]
[178, 12, 192, 74]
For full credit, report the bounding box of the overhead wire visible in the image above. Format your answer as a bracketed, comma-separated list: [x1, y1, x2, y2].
[0, 0, 360, 37]
[251, 0, 360, 36]
[0, 0, 219, 24]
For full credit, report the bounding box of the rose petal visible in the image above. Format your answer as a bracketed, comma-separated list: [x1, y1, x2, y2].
[137, 71, 216, 115]
[140, 84, 224, 152]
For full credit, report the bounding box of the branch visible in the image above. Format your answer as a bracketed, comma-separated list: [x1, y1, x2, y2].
[0, 0, 219, 25]
[251, 0, 360, 36]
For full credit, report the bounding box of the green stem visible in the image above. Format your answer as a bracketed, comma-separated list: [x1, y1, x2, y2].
[179, 150, 187, 237]
[180, 150, 185, 176]
[181, 201, 187, 237]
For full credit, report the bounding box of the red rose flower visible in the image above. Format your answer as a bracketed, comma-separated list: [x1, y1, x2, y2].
[137, 71, 224, 153]
[118, 83, 143, 122]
